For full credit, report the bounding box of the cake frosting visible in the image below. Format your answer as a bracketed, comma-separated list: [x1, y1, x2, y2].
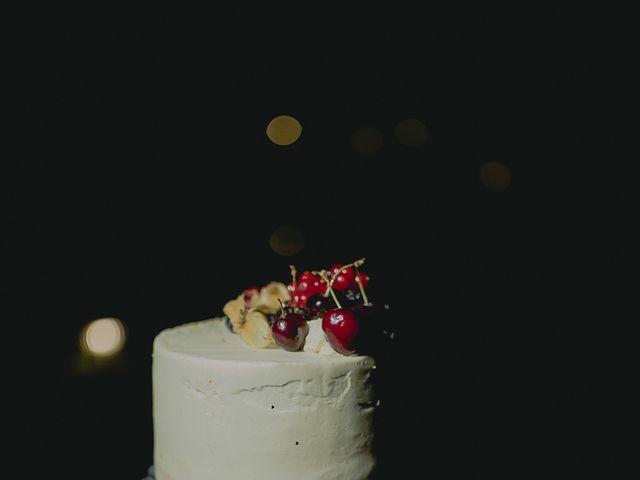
[152, 318, 377, 480]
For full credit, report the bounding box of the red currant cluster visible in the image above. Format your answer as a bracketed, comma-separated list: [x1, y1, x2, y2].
[271, 258, 373, 355]
[288, 261, 370, 309]
[224, 258, 379, 356]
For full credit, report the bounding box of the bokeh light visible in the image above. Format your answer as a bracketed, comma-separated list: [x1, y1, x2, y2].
[269, 227, 304, 256]
[79, 317, 126, 360]
[479, 162, 511, 190]
[266, 115, 302, 145]
[394, 118, 429, 147]
[351, 127, 383, 154]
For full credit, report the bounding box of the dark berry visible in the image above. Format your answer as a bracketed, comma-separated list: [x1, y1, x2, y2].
[224, 316, 236, 333]
[343, 288, 363, 306]
[306, 294, 334, 318]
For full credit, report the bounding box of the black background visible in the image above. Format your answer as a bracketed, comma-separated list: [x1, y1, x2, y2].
[3, 5, 634, 479]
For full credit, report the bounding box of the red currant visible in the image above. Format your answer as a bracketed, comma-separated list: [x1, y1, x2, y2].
[294, 292, 310, 308]
[296, 272, 316, 296]
[330, 264, 355, 291]
[298, 272, 315, 283]
[310, 275, 327, 295]
[352, 272, 370, 289]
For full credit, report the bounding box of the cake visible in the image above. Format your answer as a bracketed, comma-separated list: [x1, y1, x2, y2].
[151, 260, 382, 480]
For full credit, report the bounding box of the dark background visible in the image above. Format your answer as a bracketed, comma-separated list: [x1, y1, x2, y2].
[3, 5, 634, 479]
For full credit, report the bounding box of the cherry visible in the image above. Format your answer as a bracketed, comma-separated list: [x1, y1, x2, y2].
[330, 264, 355, 291]
[272, 311, 309, 351]
[322, 308, 359, 355]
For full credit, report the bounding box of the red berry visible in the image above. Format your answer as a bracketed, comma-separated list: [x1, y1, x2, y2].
[322, 308, 359, 355]
[306, 293, 334, 318]
[310, 276, 327, 295]
[298, 272, 316, 283]
[297, 272, 327, 296]
[294, 292, 310, 308]
[330, 264, 355, 291]
[352, 272, 370, 289]
[272, 312, 309, 351]
[296, 272, 316, 296]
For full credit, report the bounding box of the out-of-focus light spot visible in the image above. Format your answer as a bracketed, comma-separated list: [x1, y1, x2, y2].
[269, 227, 304, 256]
[479, 162, 511, 191]
[394, 118, 429, 147]
[80, 317, 126, 360]
[266, 115, 302, 146]
[351, 127, 383, 154]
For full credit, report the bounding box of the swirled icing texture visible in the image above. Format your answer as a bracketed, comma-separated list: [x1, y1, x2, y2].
[153, 318, 376, 480]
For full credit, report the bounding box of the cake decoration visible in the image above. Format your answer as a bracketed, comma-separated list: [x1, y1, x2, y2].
[271, 299, 310, 351]
[222, 258, 379, 356]
[222, 281, 290, 348]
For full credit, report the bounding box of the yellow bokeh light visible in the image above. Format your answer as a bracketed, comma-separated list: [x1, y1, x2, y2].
[266, 115, 302, 146]
[395, 118, 429, 147]
[269, 226, 304, 256]
[351, 127, 383, 154]
[80, 317, 126, 360]
[479, 162, 511, 191]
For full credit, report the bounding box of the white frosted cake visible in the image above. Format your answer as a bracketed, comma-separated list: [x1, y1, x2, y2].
[152, 318, 377, 480]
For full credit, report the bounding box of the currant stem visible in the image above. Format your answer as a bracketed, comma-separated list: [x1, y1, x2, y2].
[354, 266, 370, 305]
[316, 270, 341, 308]
[288, 264, 297, 302]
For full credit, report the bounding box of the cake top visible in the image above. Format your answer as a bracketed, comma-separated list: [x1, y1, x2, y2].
[155, 318, 373, 365]
[220, 258, 393, 357]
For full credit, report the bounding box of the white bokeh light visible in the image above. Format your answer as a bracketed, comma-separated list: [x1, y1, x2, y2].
[80, 317, 126, 359]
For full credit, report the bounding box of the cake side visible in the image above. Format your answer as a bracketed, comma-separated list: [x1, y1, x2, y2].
[152, 318, 376, 480]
